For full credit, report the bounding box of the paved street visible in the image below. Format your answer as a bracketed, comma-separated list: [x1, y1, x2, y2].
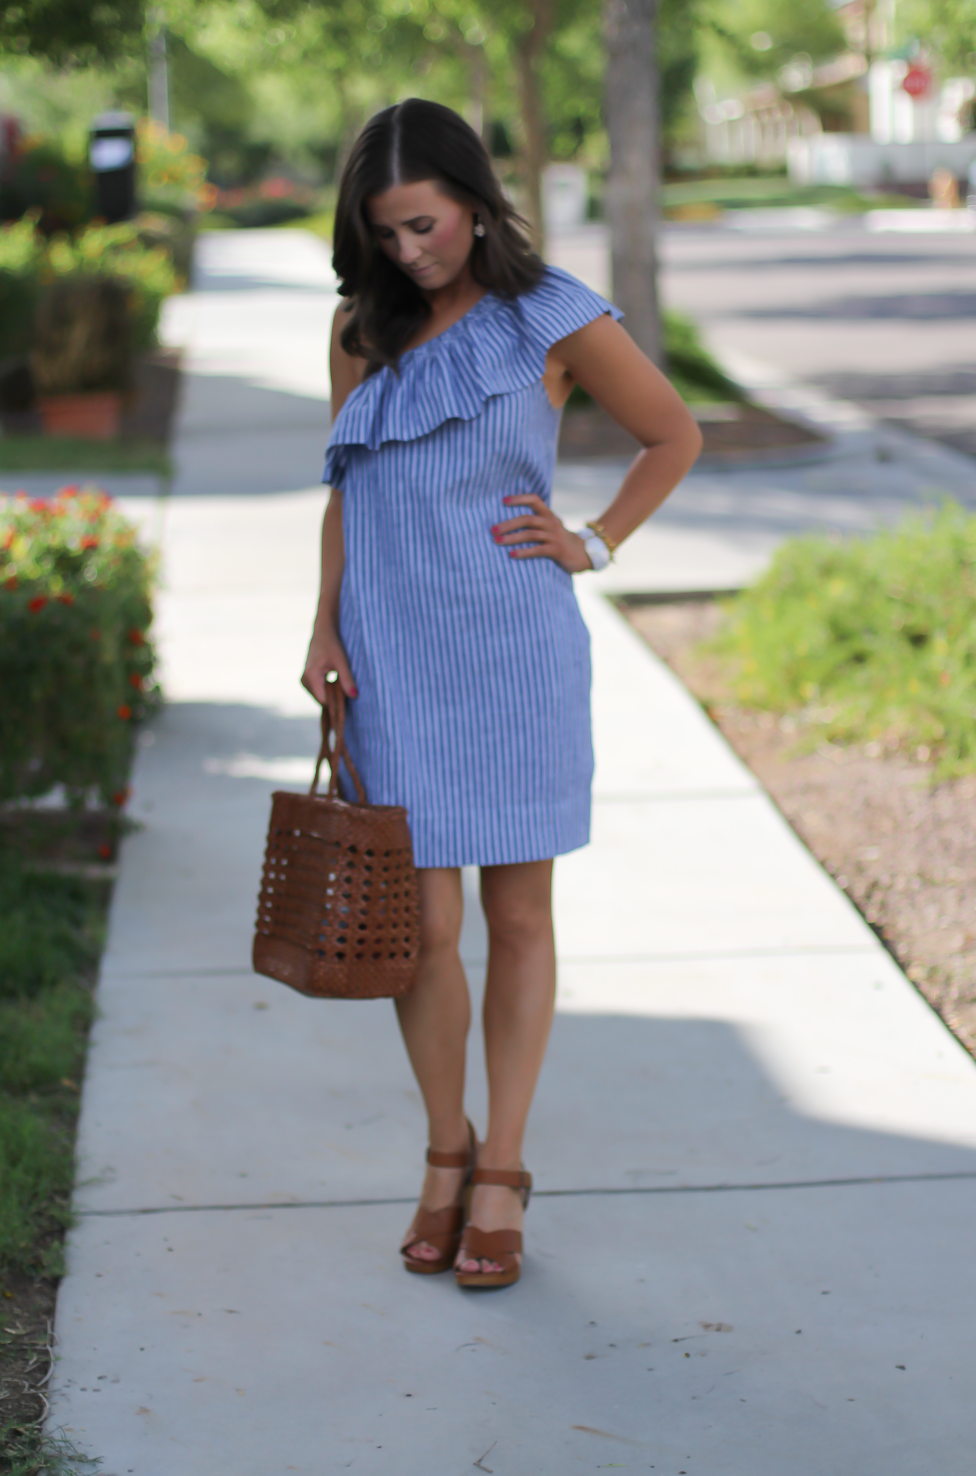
[44, 230, 976, 1474]
[554, 216, 976, 460]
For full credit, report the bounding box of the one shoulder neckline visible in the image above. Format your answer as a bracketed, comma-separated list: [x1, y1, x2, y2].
[324, 267, 622, 482]
[400, 292, 494, 360]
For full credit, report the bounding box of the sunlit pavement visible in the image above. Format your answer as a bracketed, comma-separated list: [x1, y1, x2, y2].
[45, 230, 976, 1474]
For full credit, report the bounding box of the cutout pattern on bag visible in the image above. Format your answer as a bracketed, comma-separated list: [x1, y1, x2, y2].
[252, 685, 420, 999]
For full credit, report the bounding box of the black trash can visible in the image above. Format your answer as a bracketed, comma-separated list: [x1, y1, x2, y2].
[90, 111, 136, 223]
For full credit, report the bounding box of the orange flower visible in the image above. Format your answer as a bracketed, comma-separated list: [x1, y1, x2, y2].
[111, 787, 130, 807]
[117, 704, 132, 720]
[59, 485, 80, 498]
[28, 595, 47, 612]
[127, 628, 145, 645]
[80, 535, 99, 550]
[128, 672, 143, 690]
[29, 498, 49, 514]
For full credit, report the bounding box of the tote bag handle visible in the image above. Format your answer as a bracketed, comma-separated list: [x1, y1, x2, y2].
[310, 680, 367, 804]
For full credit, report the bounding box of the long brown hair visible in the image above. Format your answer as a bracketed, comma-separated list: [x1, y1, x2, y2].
[333, 99, 543, 374]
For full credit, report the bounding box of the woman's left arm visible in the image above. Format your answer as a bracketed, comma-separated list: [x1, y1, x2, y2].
[492, 314, 703, 573]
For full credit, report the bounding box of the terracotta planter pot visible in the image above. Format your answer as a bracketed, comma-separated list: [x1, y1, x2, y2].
[37, 392, 122, 441]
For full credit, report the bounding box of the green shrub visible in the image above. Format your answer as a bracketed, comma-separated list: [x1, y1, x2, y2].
[0, 486, 158, 806]
[0, 214, 177, 362]
[712, 503, 976, 775]
[46, 219, 178, 353]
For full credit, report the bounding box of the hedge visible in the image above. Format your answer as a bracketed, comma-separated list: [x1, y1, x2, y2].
[0, 486, 158, 806]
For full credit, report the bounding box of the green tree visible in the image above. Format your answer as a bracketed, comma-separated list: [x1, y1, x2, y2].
[899, 0, 976, 71]
[707, 0, 846, 81]
[0, 0, 146, 65]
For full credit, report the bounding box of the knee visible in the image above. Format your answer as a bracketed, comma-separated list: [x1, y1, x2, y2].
[482, 892, 551, 954]
[418, 896, 463, 957]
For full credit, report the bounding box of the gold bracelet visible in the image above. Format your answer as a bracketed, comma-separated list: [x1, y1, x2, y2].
[585, 520, 618, 560]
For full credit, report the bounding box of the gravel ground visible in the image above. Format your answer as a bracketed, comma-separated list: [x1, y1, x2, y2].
[624, 599, 976, 1059]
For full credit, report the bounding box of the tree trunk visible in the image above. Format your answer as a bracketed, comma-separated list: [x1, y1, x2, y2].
[604, 0, 661, 363]
[514, 0, 554, 252]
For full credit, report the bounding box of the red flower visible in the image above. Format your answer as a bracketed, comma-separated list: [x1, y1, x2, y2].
[29, 498, 49, 514]
[117, 704, 132, 720]
[6, 576, 17, 591]
[128, 672, 143, 690]
[56, 593, 75, 605]
[90, 628, 101, 641]
[111, 788, 130, 807]
[98, 843, 113, 860]
[80, 535, 99, 550]
[127, 628, 145, 645]
[59, 485, 80, 498]
[28, 595, 47, 612]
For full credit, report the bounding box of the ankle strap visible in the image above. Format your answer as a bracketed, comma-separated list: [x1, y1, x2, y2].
[427, 1119, 475, 1170]
[427, 1146, 470, 1168]
[470, 1167, 532, 1192]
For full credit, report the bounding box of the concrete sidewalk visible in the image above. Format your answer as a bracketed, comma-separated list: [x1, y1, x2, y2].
[46, 232, 976, 1473]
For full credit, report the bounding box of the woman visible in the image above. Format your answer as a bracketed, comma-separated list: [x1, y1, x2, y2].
[302, 98, 701, 1288]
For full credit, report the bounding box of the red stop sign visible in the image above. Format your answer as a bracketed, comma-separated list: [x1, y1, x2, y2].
[903, 65, 933, 99]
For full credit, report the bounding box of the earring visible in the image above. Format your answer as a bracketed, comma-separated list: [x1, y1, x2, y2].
[473, 218, 486, 238]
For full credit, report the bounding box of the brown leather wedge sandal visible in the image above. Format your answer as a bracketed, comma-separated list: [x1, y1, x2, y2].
[454, 1167, 533, 1289]
[400, 1119, 477, 1276]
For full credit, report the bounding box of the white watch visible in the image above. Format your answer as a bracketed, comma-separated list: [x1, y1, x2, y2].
[578, 529, 611, 572]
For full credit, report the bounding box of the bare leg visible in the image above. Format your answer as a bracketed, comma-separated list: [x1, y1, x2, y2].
[457, 859, 556, 1275]
[396, 866, 471, 1263]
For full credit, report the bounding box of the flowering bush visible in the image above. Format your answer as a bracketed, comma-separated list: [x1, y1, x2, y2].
[0, 486, 158, 806]
[136, 119, 215, 213]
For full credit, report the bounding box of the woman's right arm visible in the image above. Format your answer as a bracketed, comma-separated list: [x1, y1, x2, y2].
[301, 305, 365, 704]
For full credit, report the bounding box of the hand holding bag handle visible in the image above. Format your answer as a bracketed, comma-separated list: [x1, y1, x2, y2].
[311, 678, 367, 804]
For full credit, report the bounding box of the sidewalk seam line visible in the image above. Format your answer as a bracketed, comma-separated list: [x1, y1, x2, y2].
[75, 1171, 976, 1218]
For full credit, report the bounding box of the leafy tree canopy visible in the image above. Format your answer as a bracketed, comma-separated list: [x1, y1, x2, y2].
[898, 0, 976, 71]
[0, 0, 146, 66]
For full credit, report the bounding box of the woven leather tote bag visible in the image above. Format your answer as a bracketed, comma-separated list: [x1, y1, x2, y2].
[252, 682, 420, 999]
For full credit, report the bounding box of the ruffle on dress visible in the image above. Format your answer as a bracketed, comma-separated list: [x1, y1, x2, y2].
[323, 265, 622, 486]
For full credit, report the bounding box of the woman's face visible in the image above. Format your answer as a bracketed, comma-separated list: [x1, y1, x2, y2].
[366, 179, 476, 291]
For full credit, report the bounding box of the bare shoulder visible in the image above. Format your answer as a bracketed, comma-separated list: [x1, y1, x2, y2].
[330, 301, 366, 418]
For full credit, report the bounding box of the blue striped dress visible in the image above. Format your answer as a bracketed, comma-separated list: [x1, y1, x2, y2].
[323, 265, 622, 868]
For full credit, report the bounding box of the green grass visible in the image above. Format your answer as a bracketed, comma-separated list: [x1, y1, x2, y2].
[0, 1423, 102, 1476]
[0, 437, 170, 476]
[709, 503, 976, 775]
[662, 176, 924, 214]
[0, 852, 105, 1277]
